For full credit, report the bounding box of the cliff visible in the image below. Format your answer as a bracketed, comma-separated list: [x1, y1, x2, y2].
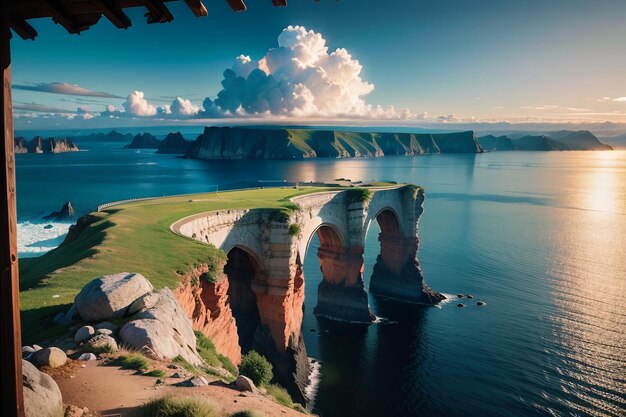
[157, 132, 192, 154]
[124, 133, 161, 149]
[476, 135, 516, 151]
[185, 127, 483, 160]
[15, 136, 79, 154]
[477, 130, 612, 151]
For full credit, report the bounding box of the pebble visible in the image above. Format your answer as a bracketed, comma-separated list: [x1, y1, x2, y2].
[457, 303, 465, 307]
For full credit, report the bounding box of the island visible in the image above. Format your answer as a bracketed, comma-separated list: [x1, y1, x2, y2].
[14, 136, 79, 154]
[124, 132, 161, 149]
[477, 130, 612, 151]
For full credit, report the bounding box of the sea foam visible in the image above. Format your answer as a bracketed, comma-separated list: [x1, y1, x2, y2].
[18, 221, 72, 258]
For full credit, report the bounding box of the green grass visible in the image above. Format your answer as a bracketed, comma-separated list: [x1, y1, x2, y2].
[174, 355, 198, 375]
[144, 369, 166, 378]
[230, 412, 263, 417]
[287, 224, 302, 237]
[195, 331, 238, 376]
[141, 395, 221, 417]
[18, 187, 334, 344]
[266, 384, 294, 407]
[117, 354, 150, 371]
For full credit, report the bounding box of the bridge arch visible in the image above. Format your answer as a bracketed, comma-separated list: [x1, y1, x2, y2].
[224, 244, 263, 353]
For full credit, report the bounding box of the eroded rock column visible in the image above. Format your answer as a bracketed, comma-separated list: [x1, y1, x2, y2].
[313, 245, 375, 322]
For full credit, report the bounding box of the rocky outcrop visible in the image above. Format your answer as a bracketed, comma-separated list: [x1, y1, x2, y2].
[124, 133, 161, 149]
[22, 360, 64, 417]
[185, 126, 483, 160]
[74, 272, 154, 321]
[174, 265, 241, 365]
[120, 288, 203, 365]
[157, 132, 192, 154]
[43, 201, 74, 221]
[15, 136, 79, 154]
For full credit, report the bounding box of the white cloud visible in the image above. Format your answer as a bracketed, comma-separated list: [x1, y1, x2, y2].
[614, 97, 626, 102]
[207, 25, 412, 119]
[123, 90, 158, 116]
[170, 96, 200, 116]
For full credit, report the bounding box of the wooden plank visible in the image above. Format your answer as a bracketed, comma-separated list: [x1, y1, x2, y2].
[41, 0, 82, 33]
[91, 0, 132, 28]
[183, 0, 207, 17]
[0, 9, 25, 417]
[9, 18, 38, 40]
[142, 0, 174, 23]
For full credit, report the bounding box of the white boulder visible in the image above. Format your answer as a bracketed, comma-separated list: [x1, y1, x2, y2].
[22, 360, 64, 417]
[74, 272, 153, 321]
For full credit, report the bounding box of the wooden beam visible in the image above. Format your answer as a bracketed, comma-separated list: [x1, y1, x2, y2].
[142, 0, 174, 23]
[1, 8, 25, 417]
[90, 0, 132, 28]
[272, 0, 287, 6]
[9, 18, 37, 40]
[225, 0, 246, 12]
[41, 0, 82, 33]
[183, 0, 207, 17]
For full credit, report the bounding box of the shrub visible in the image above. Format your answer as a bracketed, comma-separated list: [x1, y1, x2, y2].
[144, 369, 166, 378]
[141, 395, 220, 417]
[118, 354, 149, 371]
[266, 384, 293, 407]
[287, 224, 302, 237]
[204, 248, 227, 283]
[174, 355, 198, 375]
[239, 351, 273, 387]
[345, 188, 373, 204]
[230, 412, 262, 417]
[194, 331, 238, 376]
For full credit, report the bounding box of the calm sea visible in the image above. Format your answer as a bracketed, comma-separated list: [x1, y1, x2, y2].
[15, 138, 626, 417]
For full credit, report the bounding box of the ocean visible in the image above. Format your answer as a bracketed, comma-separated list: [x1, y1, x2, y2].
[15, 137, 626, 417]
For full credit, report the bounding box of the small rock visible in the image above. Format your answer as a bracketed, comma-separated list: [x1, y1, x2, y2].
[184, 376, 208, 387]
[58, 305, 78, 326]
[456, 294, 464, 298]
[457, 303, 465, 308]
[77, 353, 97, 361]
[32, 347, 67, 368]
[74, 326, 95, 343]
[32, 344, 42, 351]
[477, 301, 486, 306]
[310, 329, 316, 332]
[466, 294, 474, 299]
[43, 224, 53, 230]
[171, 372, 184, 378]
[96, 328, 113, 336]
[127, 292, 160, 316]
[94, 321, 119, 333]
[22, 346, 36, 354]
[235, 375, 257, 393]
[53, 312, 65, 324]
[65, 404, 84, 417]
[85, 334, 118, 353]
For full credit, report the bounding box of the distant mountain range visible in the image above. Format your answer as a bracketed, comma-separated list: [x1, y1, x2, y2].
[476, 130, 612, 151]
[123, 132, 193, 154]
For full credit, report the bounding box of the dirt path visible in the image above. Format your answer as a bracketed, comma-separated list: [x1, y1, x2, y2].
[53, 361, 308, 417]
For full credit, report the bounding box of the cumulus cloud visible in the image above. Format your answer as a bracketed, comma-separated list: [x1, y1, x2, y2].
[614, 97, 626, 102]
[170, 96, 200, 116]
[204, 25, 412, 119]
[123, 90, 158, 116]
[13, 82, 122, 98]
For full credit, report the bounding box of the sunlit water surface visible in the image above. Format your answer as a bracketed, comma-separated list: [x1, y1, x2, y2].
[16, 141, 626, 417]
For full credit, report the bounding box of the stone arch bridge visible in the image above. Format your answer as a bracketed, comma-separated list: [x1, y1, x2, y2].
[171, 185, 443, 402]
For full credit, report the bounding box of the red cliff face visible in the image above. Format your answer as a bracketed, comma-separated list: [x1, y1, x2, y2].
[175, 265, 242, 365]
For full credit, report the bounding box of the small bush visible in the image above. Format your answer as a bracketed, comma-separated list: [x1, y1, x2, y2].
[345, 188, 373, 204]
[194, 331, 238, 376]
[204, 249, 227, 283]
[144, 369, 166, 378]
[118, 354, 149, 371]
[239, 351, 273, 387]
[230, 412, 262, 417]
[287, 224, 302, 237]
[142, 395, 220, 417]
[174, 355, 198, 375]
[266, 384, 294, 407]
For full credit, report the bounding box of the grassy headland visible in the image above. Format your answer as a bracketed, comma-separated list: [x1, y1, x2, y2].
[19, 186, 339, 343]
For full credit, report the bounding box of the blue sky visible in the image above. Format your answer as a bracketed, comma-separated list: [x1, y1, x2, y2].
[10, 0, 626, 129]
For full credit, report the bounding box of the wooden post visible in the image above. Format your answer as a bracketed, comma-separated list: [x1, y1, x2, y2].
[1, 5, 25, 417]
